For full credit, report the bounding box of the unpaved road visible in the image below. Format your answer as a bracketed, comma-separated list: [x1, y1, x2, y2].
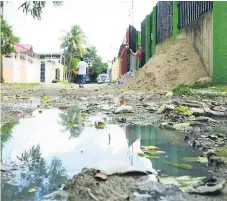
[1, 83, 227, 201]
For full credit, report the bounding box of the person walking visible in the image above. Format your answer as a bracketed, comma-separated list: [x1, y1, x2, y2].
[130, 45, 143, 68]
[77, 57, 88, 88]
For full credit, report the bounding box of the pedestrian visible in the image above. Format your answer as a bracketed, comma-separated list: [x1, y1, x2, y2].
[130, 45, 143, 68]
[77, 57, 88, 88]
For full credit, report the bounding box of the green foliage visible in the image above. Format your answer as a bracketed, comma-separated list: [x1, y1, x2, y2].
[61, 25, 87, 71]
[59, 106, 83, 137]
[2, 145, 67, 200]
[1, 121, 19, 147]
[172, 84, 194, 96]
[84, 46, 107, 75]
[1, 19, 16, 55]
[18, 1, 63, 20]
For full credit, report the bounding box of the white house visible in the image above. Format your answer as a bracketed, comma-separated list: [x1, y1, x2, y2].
[38, 53, 64, 83]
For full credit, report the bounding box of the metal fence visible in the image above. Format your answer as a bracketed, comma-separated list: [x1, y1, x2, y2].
[129, 25, 137, 53]
[179, 1, 213, 29]
[156, 1, 173, 44]
[141, 19, 146, 67]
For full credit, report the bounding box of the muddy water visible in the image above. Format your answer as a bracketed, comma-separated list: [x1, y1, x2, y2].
[1, 108, 210, 201]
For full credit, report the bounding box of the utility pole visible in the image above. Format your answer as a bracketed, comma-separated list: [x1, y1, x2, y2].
[131, 0, 134, 26]
[0, 1, 4, 83]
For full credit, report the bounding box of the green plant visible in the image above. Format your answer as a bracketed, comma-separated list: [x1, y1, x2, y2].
[172, 84, 194, 96]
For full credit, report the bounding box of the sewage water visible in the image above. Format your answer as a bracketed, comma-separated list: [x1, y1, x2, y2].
[1, 108, 209, 201]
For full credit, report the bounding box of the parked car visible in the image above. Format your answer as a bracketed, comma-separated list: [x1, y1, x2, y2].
[97, 74, 110, 84]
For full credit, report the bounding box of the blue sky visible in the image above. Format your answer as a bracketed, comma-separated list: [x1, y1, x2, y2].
[5, 0, 157, 62]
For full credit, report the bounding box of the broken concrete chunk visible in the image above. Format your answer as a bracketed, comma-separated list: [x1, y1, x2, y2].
[186, 178, 225, 194]
[114, 106, 134, 114]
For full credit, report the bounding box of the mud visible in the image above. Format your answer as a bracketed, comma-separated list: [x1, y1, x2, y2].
[1, 83, 227, 201]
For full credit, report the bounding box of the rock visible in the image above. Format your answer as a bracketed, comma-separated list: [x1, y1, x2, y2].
[186, 177, 225, 194]
[208, 156, 226, 166]
[117, 117, 126, 123]
[114, 106, 134, 114]
[208, 135, 218, 140]
[94, 173, 107, 181]
[190, 107, 205, 115]
[165, 91, 173, 97]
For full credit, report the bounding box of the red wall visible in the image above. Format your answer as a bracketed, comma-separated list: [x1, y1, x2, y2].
[120, 47, 127, 76]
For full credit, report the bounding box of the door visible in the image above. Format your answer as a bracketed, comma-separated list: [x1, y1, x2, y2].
[40, 63, 45, 82]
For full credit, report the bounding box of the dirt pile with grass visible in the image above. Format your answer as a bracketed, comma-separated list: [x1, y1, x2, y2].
[123, 39, 208, 91]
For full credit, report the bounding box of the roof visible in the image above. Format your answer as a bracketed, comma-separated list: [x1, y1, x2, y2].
[14, 44, 32, 53]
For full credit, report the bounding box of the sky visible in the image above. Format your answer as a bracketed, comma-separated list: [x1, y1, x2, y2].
[4, 0, 157, 62]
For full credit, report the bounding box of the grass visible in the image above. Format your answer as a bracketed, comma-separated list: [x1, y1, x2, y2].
[172, 83, 227, 96]
[212, 85, 227, 93]
[58, 81, 74, 85]
[172, 84, 194, 96]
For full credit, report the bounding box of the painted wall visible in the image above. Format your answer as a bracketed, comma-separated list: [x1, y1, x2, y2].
[3, 53, 41, 83]
[213, 1, 227, 83]
[178, 11, 213, 77]
[43, 61, 64, 83]
[111, 57, 120, 81]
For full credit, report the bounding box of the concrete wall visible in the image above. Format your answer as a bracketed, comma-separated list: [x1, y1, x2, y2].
[111, 57, 120, 81]
[178, 11, 213, 77]
[43, 62, 64, 83]
[3, 53, 41, 83]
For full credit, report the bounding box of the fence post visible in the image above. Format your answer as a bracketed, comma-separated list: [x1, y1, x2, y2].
[172, 1, 179, 40]
[152, 6, 157, 55]
[213, 1, 227, 83]
[145, 15, 151, 62]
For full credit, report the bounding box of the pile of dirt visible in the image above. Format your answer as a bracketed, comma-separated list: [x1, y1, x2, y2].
[123, 39, 208, 91]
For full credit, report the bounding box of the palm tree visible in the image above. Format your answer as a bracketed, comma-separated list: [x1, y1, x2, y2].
[60, 25, 87, 76]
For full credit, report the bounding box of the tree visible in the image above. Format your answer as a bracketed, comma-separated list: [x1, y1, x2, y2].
[60, 25, 87, 74]
[18, 1, 63, 20]
[84, 46, 108, 81]
[0, 19, 19, 82]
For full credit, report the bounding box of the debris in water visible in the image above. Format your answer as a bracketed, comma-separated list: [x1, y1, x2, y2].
[28, 188, 36, 193]
[95, 122, 105, 129]
[41, 96, 50, 102]
[59, 104, 68, 111]
[141, 146, 160, 151]
[145, 150, 166, 155]
[81, 113, 87, 118]
[164, 161, 193, 169]
[183, 157, 208, 164]
[94, 173, 107, 181]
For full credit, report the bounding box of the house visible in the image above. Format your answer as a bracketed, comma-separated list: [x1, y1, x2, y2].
[3, 44, 40, 83]
[38, 53, 64, 83]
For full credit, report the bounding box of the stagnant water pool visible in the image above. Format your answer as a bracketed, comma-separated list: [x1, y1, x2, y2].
[1, 108, 210, 201]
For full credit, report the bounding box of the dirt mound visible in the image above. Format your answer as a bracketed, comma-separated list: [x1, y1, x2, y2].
[123, 39, 208, 91]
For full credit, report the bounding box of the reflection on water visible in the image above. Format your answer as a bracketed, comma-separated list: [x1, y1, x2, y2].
[1, 145, 67, 201]
[58, 106, 83, 138]
[1, 121, 20, 147]
[126, 125, 209, 177]
[1, 108, 210, 200]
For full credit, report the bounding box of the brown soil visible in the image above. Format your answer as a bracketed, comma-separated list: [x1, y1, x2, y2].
[123, 39, 208, 91]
